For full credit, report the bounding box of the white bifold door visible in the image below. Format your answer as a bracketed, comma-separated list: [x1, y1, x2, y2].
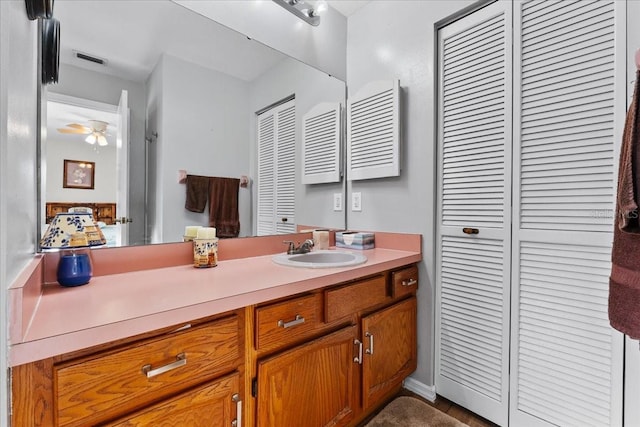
[436, 1, 625, 426]
[257, 99, 296, 236]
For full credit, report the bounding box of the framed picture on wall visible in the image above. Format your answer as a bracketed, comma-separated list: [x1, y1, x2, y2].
[63, 159, 95, 189]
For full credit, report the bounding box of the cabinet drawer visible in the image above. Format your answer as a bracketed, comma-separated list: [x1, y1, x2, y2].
[391, 265, 418, 298]
[255, 293, 320, 352]
[325, 275, 387, 323]
[55, 315, 242, 427]
[102, 372, 241, 427]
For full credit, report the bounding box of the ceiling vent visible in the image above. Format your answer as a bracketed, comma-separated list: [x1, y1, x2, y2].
[73, 50, 107, 66]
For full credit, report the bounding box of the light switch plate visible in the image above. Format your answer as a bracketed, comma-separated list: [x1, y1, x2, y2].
[333, 193, 343, 211]
[352, 192, 362, 211]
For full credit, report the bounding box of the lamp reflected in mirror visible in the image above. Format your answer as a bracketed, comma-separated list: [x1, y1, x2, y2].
[40, 212, 107, 287]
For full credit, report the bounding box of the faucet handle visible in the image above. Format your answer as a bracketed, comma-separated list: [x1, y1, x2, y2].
[283, 240, 295, 254]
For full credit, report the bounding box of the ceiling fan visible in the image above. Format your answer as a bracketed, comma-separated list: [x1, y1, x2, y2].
[57, 119, 110, 146]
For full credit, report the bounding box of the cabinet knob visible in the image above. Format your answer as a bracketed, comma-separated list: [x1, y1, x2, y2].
[462, 227, 479, 235]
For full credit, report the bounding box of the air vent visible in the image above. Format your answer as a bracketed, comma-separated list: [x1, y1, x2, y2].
[73, 50, 107, 66]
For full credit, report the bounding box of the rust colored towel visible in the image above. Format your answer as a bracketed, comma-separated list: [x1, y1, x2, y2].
[610, 70, 640, 338]
[209, 177, 240, 238]
[185, 175, 210, 213]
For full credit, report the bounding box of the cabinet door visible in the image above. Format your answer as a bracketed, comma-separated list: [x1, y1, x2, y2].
[361, 297, 417, 410]
[103, 372, 241, 427]
[256, 325, 358, 427]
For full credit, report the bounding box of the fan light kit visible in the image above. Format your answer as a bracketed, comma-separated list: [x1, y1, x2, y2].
[57, 120, 110, 146]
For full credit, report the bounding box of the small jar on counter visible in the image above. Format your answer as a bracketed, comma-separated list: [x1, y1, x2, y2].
[193, 237, 218, 268]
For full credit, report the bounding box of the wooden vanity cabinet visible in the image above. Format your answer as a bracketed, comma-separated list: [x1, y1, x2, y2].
[11, 310, 245, 427]
[252, 264, 418, 427]
[102, 372, 242, 427]
[12, 263, 418, 427]
[361, 297, 417, 410]
[256, 325, 358, 427]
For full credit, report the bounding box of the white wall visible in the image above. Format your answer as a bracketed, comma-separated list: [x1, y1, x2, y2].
[346, 0, 476, 388]
[0, 1, 39, 426]
[146, 61, 163, 245]
[45, 138, 116, 203]
[174, 0, 347, 81]
[49, 64, 147, 245]
[150, 54, 252, 242]
[250, 57, 346, 231]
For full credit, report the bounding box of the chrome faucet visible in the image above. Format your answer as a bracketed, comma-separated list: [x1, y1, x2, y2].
[283, 239, 315, 255]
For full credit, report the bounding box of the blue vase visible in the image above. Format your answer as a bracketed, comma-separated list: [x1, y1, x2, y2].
[57, 252, 92, 287]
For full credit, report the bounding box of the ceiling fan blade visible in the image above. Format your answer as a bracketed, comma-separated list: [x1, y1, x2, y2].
[66, 123, 88, 130]
[57, 128, 90, 134]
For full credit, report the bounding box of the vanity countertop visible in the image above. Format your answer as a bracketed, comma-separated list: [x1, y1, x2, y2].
[9, 243, 421, 366]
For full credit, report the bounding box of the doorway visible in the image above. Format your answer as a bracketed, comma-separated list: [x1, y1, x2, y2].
[44, 91, 129, 246]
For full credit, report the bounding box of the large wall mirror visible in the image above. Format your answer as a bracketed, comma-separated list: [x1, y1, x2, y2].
[40, 0, 346, 250]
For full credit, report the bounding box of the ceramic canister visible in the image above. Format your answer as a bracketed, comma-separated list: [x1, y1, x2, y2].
[193, 237, 218, 268]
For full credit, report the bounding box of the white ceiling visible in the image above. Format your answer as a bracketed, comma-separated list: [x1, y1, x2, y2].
[326, 0, 371, 17]
[54, 0, 288, 83]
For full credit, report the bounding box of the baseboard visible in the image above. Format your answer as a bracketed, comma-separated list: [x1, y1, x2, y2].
[402, 377, 437, 402]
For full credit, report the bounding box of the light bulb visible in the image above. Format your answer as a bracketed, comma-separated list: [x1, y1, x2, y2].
[315, 0, 327, 14]
[85, 134, 97, 144]
[97, 134, 108, 146]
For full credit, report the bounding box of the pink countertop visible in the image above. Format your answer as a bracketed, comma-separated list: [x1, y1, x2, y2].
[10, 234, 421, 366]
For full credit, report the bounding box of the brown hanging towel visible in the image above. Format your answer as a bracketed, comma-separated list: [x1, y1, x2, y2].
[609, 70, 640, 339]
[185, 174, 210, 213]
[208, 177, 240, 238]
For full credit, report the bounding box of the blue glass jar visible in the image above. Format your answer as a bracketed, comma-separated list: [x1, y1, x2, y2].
[57, 250, 92, 287]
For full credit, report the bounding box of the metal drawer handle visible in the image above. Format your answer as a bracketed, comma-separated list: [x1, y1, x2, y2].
[232, 393, 242, 427]
[365, 332, 374, 355]
[402, 279, 417, 287]
[277, 314, 305, 328]
[142, 353, 186, 378]
[354, 339, 363, 364]
[462, 227, 479, 235]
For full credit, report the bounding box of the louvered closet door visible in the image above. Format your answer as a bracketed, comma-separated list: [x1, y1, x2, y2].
[435, 2, 512, 425]
[274, 101, 296, 234]
[257, 99, 296, 236]
[257, 110, 276, 235]
[510, 1, 624, 426]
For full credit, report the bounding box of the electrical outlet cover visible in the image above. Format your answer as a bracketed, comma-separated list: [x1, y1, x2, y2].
[333, 193, 343, 211]
[352, 192, 362, 211]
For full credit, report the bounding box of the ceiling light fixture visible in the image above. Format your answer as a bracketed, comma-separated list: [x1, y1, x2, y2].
[272, 0, 321, 26]
[82, 120, 109, 146]
[85, 131, 107, 146]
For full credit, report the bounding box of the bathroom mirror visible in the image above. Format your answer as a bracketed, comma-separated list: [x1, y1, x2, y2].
[40, 0, 346, 249]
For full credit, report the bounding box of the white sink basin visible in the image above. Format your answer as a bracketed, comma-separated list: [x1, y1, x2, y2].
[272, 250, 367, 268]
